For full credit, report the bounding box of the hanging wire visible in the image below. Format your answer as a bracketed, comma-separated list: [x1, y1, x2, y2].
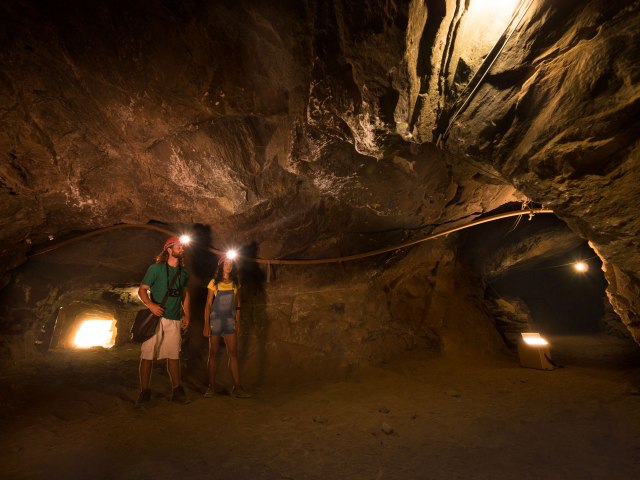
[29, 208, 554, 265]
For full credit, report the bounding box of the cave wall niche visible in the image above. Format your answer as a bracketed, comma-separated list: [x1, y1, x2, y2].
[52, 303, 118, 350]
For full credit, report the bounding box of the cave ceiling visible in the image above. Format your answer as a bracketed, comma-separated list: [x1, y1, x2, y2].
[1, 0, 638, 329]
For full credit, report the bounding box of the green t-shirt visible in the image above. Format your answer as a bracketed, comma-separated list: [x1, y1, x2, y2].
[141, 263, 189, 320]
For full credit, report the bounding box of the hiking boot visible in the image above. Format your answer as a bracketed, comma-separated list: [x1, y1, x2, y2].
[231, 385, 252, 399]
[134, 389, 151, 409]
[171, 385, 191, 404]
[203, 387, 214, 398]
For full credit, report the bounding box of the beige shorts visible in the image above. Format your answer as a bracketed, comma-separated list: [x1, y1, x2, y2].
[140, 317, 182, 360]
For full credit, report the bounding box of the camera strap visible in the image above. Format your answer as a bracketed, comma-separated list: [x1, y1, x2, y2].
[157, 264, 182, 308]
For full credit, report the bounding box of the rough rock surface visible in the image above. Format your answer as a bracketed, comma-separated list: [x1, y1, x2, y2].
[1, 0, 639, 355]
[445, 0, 640, 341]
[0, 228, 507, 375]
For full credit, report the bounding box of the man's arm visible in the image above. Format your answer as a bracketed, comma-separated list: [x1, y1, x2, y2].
[138, 284, 165, 317]
[181, 289, 191, 328]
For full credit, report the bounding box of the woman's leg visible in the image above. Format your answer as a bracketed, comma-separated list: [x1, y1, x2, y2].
[224, 333, 241, 387]
[207, 336, 221, 388]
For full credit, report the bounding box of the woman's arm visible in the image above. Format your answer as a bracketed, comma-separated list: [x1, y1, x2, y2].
[203, 288, 215, 337]
[235, 286, 241, 334]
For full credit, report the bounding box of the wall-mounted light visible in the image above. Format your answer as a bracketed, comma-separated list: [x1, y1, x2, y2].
[226, 249, 237, 260]
[518, 333, 555, 370]
[179, 234, 191, 245]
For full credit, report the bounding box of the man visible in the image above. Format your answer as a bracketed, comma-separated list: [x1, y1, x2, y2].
[135, 236, 191, 407]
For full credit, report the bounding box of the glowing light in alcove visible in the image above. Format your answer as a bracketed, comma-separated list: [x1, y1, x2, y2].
[574, 261, 589, 273]
[73, 319, 117, 349]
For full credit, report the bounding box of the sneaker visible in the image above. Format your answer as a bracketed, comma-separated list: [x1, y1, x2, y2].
[134, 389, 151, 409]
[203, 387, 214, 398]
[231, 386, 252, 399]
[171, 385, 191, 404]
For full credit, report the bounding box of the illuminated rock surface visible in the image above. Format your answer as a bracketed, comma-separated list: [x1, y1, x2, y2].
[1, 1, 640, 479]
[0, 1, 638, 356]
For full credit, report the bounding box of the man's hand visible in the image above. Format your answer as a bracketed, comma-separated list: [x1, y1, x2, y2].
[148, 303, 164, 317]
[181, 316, 190, 329]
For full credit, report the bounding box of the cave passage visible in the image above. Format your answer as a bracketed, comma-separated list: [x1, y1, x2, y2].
[489, 242, 608, 335]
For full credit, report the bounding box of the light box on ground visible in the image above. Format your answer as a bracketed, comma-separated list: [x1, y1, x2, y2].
[518, 333, 555, 370]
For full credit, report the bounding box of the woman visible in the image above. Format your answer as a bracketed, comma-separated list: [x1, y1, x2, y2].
[203, 256, 251, 398]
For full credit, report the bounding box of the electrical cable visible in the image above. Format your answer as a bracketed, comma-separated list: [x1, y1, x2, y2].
[29, 208, 554, 265]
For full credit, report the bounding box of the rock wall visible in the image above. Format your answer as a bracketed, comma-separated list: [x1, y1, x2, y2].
[0, 227, 506, 384]
[602, 262, 640, 344]
[444, 0, 640, 342]
[1, 0, 638, 352]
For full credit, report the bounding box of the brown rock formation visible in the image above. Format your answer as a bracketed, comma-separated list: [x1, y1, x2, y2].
[1, 0, 638, 361]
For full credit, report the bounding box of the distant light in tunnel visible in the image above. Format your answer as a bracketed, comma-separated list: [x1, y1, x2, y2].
[179, 234, 191, 245]
[574, 261, 589, 273]
[73, 319, 117, 349]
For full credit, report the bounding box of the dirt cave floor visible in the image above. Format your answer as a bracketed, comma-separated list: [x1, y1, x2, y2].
[1, 334, 640, 480]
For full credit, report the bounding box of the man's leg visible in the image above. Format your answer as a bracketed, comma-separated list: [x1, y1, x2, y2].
[168, 358, 190, 404]
[135, 358, 153, 408]
[157, 319, 190, 403]
[139, 359, 153, 390]
[167, 358, 181, 388]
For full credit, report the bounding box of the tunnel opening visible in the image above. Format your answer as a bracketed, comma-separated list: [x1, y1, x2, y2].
[457, 205, 626, 351]
[488, 241, 609, 336]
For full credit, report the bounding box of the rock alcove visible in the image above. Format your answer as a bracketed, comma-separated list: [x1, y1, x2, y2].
[1, 1, 639, 478]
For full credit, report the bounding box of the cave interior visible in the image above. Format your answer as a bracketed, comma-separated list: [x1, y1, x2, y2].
[1, 0, 639, 478]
